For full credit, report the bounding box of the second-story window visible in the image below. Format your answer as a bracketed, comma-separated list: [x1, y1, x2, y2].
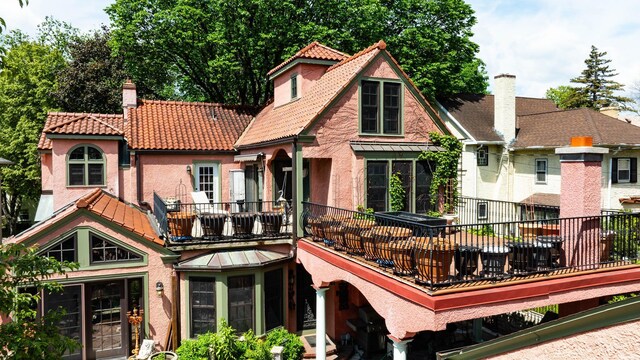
[360, 80, 402, 135]
[535, 158, 547, 184]
[612, 158, 637, 183]
[291, 74, 298, 100]
[477, 148, 488, 166]
[68, 145, 105, 186]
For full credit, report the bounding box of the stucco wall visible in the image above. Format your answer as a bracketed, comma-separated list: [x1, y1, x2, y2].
[491, 319, 640, 360]
[512, 150, 561, 203]
[51, 139, 120, 211]
[273, 63, 327, 108]
[460, 144, 502, 199]
[40, 152, 53, 192]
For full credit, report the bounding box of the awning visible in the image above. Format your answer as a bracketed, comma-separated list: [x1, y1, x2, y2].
[234, 153, 264, 162]
[175, 249, 292, 271]
[350, 141, 443, 153]
[34, 194, 54, 222]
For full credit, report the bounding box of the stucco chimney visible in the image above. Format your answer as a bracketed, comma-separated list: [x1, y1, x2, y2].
[494, 74, 516, 144]
[599, 106, 619, 119]
[122, 79, 137, 120]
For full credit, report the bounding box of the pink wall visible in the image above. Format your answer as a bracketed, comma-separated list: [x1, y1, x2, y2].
[302, 56, 442, 210]
[137, 153, 239, 205]
[51, 139, 120, 211]
[273, 63, 328, 108]
[40, 153, 53, 192]
[492, 319, 640, 360]
[29, 215, 175, 352]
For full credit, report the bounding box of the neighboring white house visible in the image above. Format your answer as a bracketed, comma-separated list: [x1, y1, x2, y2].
[437, 74, 640, 211]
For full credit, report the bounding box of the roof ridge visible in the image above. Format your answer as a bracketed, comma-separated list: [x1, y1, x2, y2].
[87, 115, 125, 134]
[327, 40, 386, 72]
[45, 114, 124, 134]
[76, 188, 103, 208]
[583, 108, 603, 144]
[267, 41, 348, 76]
[139, 99, 259, 109]
[48, 111, 122, 118]
[44, 114, 88, 132]
[518, 108, 566, 117]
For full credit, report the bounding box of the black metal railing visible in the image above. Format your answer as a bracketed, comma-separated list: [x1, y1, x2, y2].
[455, 196, 560, 225]
[154, 193, 292, 244]
[302, 202, 640, 289]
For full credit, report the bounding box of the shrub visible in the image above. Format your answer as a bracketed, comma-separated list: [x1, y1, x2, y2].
[265, 327, 305, 360]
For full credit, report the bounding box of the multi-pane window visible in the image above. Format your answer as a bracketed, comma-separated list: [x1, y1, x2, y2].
[415, 161, 435, 213]
[535, 159, 547, 184]
[361, 80, 402, 135]
[366, 161, 388, 212]
[46, 236, 76, 263]
[264, 269, 283, 331]
[68, 145, 105, 186]
[228, 275, 254, 333]
[291, 74, 298, 99]
[190, 277, 216, 336]
[477, 148, 488, 166]
[367, 160, 434, 212]
[392, 161, 412, 211]
[45, 286, 82, 360]
[90, 234, 141, 263]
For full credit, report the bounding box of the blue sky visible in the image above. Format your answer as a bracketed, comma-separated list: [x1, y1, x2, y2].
[4, 0, 640, 99]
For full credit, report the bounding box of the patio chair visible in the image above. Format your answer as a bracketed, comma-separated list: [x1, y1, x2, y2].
[191, 191, 231, 238]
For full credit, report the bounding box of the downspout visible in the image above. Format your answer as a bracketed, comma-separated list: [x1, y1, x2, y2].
[291, 139, 303, 239]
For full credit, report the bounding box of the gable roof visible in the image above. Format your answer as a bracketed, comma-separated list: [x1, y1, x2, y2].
[127, 100, 259, 151]
[11, 189, 163, 246]
[438, 94, 558, 142]
[236, 41, 385, 147]
[267, 41, 349, 77]
[38, 112, 125, 150]
[514, 108, 640, 149]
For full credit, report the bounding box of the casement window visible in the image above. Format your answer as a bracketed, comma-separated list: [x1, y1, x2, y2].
[291, 74, 298, 100]
[228, 275, 255, 333]
[360, 80, 402, 135]
[46, 236, 77, 263]
[90, 234, 141, 263]
[366, 160, 434, 212]
[477, 148, 488, 166]
[68, 145, 105, 186]
[612, 158, 637, 183]
[535, 159, 547, 184]
[190, 277, 216, 336]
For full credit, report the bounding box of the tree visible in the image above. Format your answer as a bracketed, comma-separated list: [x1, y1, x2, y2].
[0, 242, 79, 359]
[0, 32, 66, 235]
[570, 45, 632, 110]
[106, 0, 488, 105]
[53, 27, 128, 113]
[630, 81, 640, 116]
[0, 0, 28, 35]
[545, 85, 585, 109]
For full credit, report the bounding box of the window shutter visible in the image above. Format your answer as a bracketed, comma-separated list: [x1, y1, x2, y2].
[611, 159, 618, 183]
[631, 158, 638, 183]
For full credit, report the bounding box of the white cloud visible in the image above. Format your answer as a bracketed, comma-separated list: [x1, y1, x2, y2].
[468, 0, 640, 98]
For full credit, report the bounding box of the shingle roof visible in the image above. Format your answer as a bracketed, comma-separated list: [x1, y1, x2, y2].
[514, 108, 640, 148]
[438, 95, 558, 142]
[127, 100, 259, 151]
[236, 41, 386, 147]
[38, 113, 125, 150]
[267, 41, 349, 76]
[76, 189, 163, 245]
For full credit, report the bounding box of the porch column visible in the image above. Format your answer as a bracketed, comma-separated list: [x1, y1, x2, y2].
[315, 286, 328, 360]
[556, 136, 608, 267]
[388, 335, 413, 360]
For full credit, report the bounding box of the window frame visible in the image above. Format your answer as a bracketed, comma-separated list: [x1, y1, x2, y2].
[67, 144, 106, 187]
[359, 78, 403, 136]
[477, 201, 488, 220]
[477, 147, 488, 166]
[45, 235, 77, 263]
[535, 158, 548, 184]
[89, 233, 142, 264]
[617, 158, 631, 183]
[189, 277, 217, 337]
[227, 274, 255, 334]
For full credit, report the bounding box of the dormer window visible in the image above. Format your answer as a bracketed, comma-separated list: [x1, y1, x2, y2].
[291, 74, 298, 100]
[360, 79, 402, 135]
[68, 145, 105, 186]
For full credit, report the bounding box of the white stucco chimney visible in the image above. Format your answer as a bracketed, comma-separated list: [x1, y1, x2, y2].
[494, 74, 516, 143]
[122, 79, 137, 120]
[599, 106, 620, 119]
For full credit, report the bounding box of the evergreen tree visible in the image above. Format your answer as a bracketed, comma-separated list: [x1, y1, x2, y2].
[570, 45, 631, 110]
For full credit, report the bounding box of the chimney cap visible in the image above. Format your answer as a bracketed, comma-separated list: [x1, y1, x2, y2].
[494, 74, 516, 79]
[123, 79, 136, 89]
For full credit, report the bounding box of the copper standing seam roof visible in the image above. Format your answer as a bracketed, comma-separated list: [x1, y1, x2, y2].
[127, 100, 259, 151]
[267, 41, 349, 77]
[38, 113, 125, 150]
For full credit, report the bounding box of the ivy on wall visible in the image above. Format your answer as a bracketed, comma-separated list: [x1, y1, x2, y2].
[418, 132, 462, 213]
[389, 172, 406, 212]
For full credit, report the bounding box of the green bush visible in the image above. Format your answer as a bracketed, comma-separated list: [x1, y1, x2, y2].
[265, 327, 305, 360]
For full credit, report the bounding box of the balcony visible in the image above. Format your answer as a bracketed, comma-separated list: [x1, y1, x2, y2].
[301, 202, 640, 291]
[154, 193, 293, 250]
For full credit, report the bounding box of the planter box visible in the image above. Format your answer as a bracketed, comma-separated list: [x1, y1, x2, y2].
[379, 211, 447, 237]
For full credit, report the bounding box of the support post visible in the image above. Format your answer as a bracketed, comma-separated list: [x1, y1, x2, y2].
[315, 286, 328, 360]
[388, 335, 412, 360]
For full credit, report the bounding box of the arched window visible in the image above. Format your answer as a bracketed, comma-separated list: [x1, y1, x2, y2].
[68, 145, 105, 186]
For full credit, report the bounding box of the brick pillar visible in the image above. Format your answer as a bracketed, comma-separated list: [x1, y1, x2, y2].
[556, 137, 608, 268]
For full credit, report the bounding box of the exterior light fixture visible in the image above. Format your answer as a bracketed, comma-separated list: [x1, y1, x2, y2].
[155, 281, 164, 297]
[186, 165, 192, 175]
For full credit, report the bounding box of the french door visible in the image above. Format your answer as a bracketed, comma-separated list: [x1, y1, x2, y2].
[88, 281, 126, 359]
[195, 163, 220, 203]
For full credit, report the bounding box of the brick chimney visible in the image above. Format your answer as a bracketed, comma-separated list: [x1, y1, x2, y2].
[494, 74, 516, 144]
[122, 79, 137, 120]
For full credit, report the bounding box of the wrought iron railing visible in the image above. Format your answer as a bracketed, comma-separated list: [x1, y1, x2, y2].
[455, 196, 560, 225]
[154, 193, 292, 244]
[302, 202, 640, 289]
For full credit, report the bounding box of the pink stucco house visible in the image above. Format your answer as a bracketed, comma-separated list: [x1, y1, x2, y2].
[6, 39, 640, 360]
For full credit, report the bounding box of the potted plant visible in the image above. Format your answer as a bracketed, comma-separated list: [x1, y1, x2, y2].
[414, 237, 458, 284]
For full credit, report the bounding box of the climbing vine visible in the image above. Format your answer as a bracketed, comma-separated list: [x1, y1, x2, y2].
[389, 172, 406, 212]
[418, 132, 462, 213]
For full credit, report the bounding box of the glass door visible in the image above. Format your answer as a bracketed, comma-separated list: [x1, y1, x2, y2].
[44, 286, 83, 360]
[89, 281, 126, 359]
[195, 163, 220, 203]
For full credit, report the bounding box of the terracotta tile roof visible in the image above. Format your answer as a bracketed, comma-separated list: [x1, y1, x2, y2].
[76, 189, 163, 245]
[267, 41, 349, 76]
[127, 100, 259, 151]
[514, 108, 640, 148]
[438, 95, 558, 142]
[38, 113, 125, 150]
[237, 41, 386, 147]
